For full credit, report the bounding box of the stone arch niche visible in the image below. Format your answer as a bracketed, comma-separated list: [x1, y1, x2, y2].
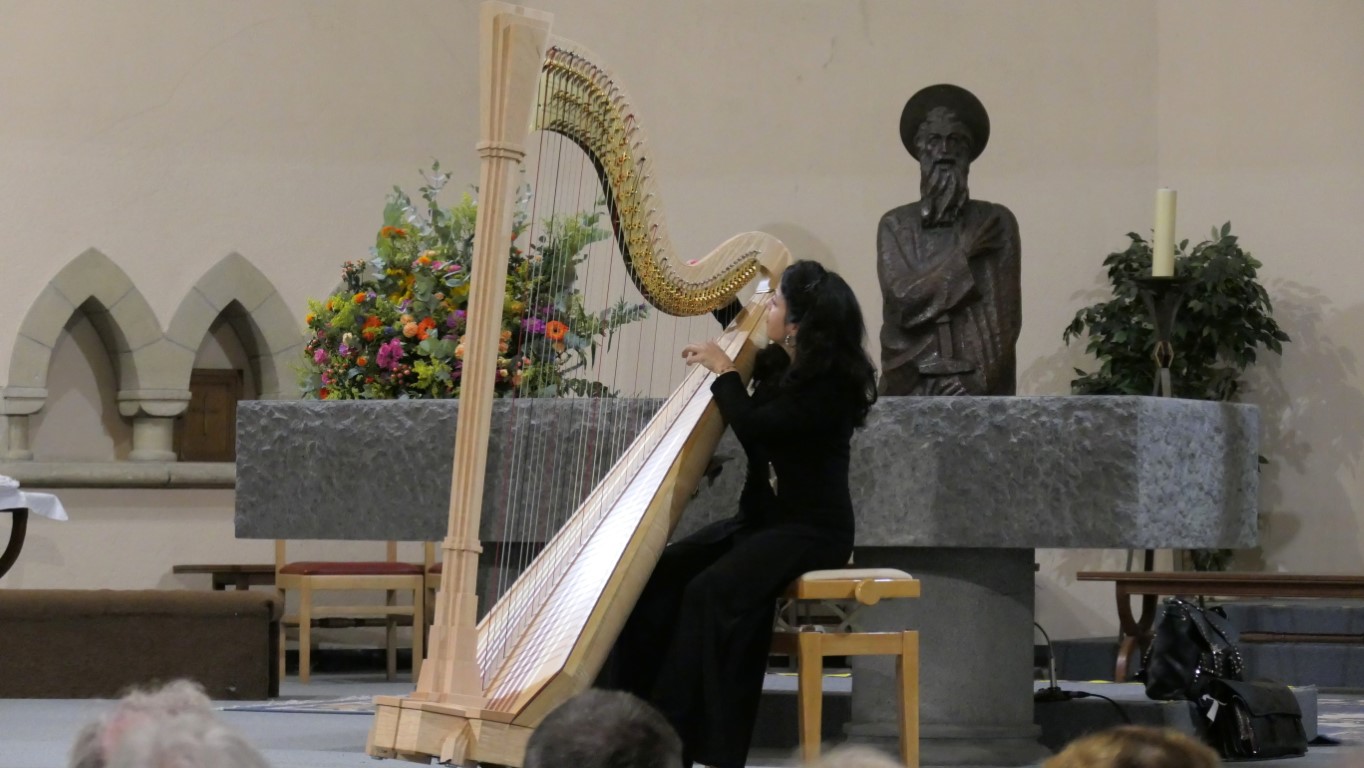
[2, 248, 185, 460]
[165, 252, 302, 403]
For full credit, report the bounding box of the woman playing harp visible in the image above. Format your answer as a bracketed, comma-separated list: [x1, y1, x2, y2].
[605, 260, 879, 768]
[367, 4, 819, 765]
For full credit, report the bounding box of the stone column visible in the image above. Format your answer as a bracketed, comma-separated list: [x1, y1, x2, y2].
[0, 388, 47, 461]
[117, 390, 191, 461]
[844, 546, 1051, 767]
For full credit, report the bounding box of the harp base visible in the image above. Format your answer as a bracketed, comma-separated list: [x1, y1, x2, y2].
[368, 695, 533, 767]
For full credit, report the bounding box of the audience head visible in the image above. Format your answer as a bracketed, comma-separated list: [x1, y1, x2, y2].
[68, 679, 270, 768]
[1042, 725, 1220, 768]
[523, 689, 681, 768]
[807, 745, 906, 768]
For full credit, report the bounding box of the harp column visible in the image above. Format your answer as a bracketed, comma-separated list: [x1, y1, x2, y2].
[416, 2, 553, 706]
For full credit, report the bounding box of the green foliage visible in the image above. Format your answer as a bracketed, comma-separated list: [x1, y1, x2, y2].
[1063, 223, 1289, 401]
[1063, 223, 1290, 571]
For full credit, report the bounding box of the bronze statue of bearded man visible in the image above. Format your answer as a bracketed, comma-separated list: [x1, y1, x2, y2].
[877, 84, 1021, 396]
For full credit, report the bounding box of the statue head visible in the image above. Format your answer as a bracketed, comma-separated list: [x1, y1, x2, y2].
[899, 85, 990, 227]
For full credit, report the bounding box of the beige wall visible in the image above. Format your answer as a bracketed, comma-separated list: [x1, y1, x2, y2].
[0, 0, 1360, 640]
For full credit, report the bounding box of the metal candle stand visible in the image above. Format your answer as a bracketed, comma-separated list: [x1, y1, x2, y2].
[1132, 275, 1193, 572]
[1134, 275, 1193, 398]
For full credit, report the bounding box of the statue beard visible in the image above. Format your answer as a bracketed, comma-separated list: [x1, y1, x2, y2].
[919, 162, 970, 227]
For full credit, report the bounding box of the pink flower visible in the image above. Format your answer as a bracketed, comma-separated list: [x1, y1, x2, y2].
[376, 338, 404, 371]
[313, 348, 327, 363]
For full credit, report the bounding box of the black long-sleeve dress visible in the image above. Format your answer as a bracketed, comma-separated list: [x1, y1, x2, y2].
[605, 357, 859, 768]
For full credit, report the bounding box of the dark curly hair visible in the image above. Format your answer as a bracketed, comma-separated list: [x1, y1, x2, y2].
[754, 260, 878, 426]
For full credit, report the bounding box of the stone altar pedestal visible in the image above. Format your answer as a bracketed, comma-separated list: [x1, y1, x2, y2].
[237, 396, 1258, 767]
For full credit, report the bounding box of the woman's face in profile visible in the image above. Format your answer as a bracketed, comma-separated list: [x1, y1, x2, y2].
[766, 285, 791, 345]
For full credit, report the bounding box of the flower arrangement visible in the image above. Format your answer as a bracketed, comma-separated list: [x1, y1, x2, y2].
[300, 164, 649, 400]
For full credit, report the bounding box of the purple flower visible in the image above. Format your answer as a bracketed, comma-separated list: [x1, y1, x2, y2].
[338, 343, 350, 357]
[523, 318, 546, 335]
[445, 314, 459, 328]
[376, 338, 404, 371]
[313, 348, 327, 364]
[454, 309, 466, 320]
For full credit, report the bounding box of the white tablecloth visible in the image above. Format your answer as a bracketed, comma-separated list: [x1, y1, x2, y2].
[0, 476, 68, 521]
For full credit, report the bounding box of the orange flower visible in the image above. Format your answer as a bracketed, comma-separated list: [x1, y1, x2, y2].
[319, 387, 330, 399]
[353, 292, 366, 304]
[380, 226, 408, 239]
[305, 313, 315, 325]
[403, 322, 419, 338]
[362, 328, 379, 342]
[356, 356, 368, 367]
[545, 320, 568, 341]
[364, 316, 382, 329]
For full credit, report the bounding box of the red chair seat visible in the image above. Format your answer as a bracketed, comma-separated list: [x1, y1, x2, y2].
[279, 561, 424, 576]
[428, 562, 443, 574]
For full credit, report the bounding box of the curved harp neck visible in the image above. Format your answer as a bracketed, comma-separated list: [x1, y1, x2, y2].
[535, 40, 790, 316]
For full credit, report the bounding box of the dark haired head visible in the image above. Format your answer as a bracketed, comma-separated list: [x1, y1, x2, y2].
[523, 690, 682, 768]
[759, 260, 878, 426]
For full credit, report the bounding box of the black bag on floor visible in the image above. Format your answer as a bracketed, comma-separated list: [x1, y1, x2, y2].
[1198, 678, 1307, 761]
[1141, 597, 1245, 700]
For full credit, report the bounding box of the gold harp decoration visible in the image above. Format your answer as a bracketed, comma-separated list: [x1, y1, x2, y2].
[367, 4, 789, 765]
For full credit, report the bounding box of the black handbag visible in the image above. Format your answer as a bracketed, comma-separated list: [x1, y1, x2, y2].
[1198, 678, 1308, 760]
[1141, 597, 1245, 700]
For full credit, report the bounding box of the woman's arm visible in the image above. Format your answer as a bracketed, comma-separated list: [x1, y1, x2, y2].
[710, 373, 831, 445]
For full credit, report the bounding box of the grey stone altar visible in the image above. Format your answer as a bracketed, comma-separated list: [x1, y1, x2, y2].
[237, 396, 1258, 767]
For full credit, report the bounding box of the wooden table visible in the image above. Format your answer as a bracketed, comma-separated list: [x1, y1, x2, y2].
[172, 563, 275, 591]
[1077, 571, 1364, 680]
[0, 508, 28, 580]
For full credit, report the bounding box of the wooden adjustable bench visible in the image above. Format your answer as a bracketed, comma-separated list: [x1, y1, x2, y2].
[1077, 571, 1364, 680]
[773, 568, 920, 768]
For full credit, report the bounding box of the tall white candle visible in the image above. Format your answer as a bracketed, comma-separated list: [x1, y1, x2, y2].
[1152, 188, 1177, 277]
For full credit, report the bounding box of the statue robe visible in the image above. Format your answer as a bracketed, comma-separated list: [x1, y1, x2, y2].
[876, 199, 1022, 396]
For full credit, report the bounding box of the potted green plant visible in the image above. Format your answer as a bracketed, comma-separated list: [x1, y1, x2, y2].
[1063, 223, 1290, 570]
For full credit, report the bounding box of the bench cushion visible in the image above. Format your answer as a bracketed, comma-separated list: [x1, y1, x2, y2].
[798, 568, 914, 582]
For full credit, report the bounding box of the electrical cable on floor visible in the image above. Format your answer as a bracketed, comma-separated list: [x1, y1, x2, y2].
[1063, 691, 1134, 724]
[1032, 621, 1133, 723]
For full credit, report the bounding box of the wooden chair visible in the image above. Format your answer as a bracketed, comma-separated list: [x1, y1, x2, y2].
[771, 568, 921, 768]
[274, 540, 426, 683]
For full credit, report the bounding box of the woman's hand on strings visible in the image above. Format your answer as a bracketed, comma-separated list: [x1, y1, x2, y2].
[681, 340, 736, 375]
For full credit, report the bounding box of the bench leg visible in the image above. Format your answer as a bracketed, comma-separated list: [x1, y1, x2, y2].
[797, 632, 824, 763]
[897, 631, 920, 768]
[1114, 586, 1157, 681]
[412, 585, 425, 683]
[278, 602, 288, 685]
[386, 590, 398, 681]
[299, 580, 313, 684]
